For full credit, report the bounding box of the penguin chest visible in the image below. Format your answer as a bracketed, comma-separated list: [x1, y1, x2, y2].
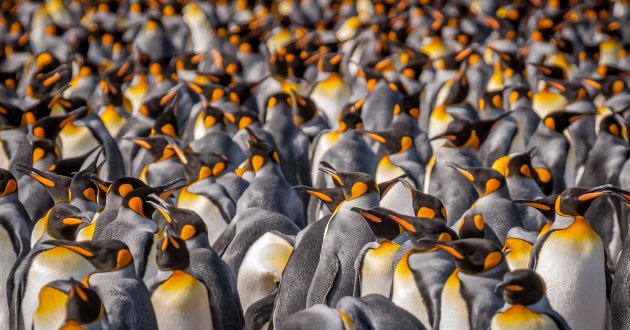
[0, 228, 17, 328]
[439, 270, 470, 330]
[536, 223, 606, 330]
[563, 142, 577, 188]
[100, 105, 127, 137]
[311, 79, 351, 127]
[360, 241, 400, 297]
[59, 124, 100, 158]
[310, 132, 339, 181]
[151, 270, 213, 330]
[33, 286, 68, 330]
[391, 251, 431, 329]
[237, 232, 293, 313]
[376, 158, 414, 215]
[533, 91, 567, 118]
[490, 305, 559, 330]
[23, 248, 94, 330]
[76, 216, 98, 241]
[178, 190, 227, 244]
[30, 216, 47, 248]
[505, 239, 533, 271]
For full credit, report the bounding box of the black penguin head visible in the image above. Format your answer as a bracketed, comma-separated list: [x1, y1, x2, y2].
[0, 168, 18, 197]
[599, 115, 627, 140]
[30, 139, 60, 164]
[156, 235, 190, 271]
[29, 108, 83, 142]
[293, 185, 345, 212]
[151, 106, 178, 137]
[376, 209, 459, 251]
[555, 186, 610, 217]
[45, 204, 90, 241]
[542, 111, 593, 133]
[198, 106, 228, 130]
[429, 119, 477, 148]
[224, 110, 259, 131]
[394, 92, 421, 120]
[358, 129, 414, 155]
[446, 163, 505, 197]
[512, 194, 558, 222]
[318, 164, 378, 200]
[227, 81, 257, 106]
[399, 178, 448, 219]
[182, 151, 229, 183]
[265, 92, 293, 116]
[479, 89, 504, 112]
[317, 53, 343, 73]
[65, 279, 104, 326]
[504, 151, 535, 178]
[47, 239, 134, 271]
[290, 90, 318, 126]
[495, 269, 546, 306]
[457, 211, 486, 239]
[432, 238, 504, 274]
[337, 104, 364, 132]
[243, 137, 280, 173]
[351, 207, 402, 242]
[148, 195, 207, 239]
[98, 176, 147, 200]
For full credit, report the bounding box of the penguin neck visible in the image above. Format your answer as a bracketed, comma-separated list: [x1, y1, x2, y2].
[184, 235, 210, 249]
[338, 191, 380, 213]
[254, 162, 282, 177]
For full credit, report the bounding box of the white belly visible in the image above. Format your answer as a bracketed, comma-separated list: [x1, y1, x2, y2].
[391, 252, 432, 329]
[360, 242, 399, 297]
[310, 133, 339, 183]
[439, 270, 470, 330]
[0, 140, 9, 170]
[59, 126, 100, 158]
[0, 228, 17, 330]
[152, 271, 213, 330]
[22, 248, 94, 330]
[33, 285, 68, 330]
[535, 235, 606, 330]
[178, 193, 228, 244]
[237, 232, 293, 313]
[490, 306, 560, 330]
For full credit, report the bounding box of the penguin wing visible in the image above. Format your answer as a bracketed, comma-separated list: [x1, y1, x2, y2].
[244, 287, 279, 330]
[212, 220, 238, 256]
[353, 242, 380, 297]
[306, 254, 340, 307]
[8, 244, 49, 329]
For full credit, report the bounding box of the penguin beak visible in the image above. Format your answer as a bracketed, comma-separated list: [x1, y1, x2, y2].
[356, 129, 387, 143]
[350, 207, 384, 223]
[165, 138, 188, 165]
[511, 199, 552, 211]
[581, 78, 602, 90]
[46, 241, 96, 258]
[148, 194, 172, 223]
[318, 167, 344, 187]
[445, 162, 476, 182]
[293, 185, 333, 203]
[428, 132, 457, 142]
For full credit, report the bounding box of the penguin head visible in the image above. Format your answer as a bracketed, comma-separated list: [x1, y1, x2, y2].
[119, 187, 160, 232]
[398, 178, 448, 219]
[97, 176, 147, 201]
[376, 209, 459, 251]
[429, 117, 502, 149]
[317, 53, 343, 73]
[265, 92, 294, 120]
[336, 104, 364, 132]
[446, 163, 505, 197]
[358, 128, 414, 155]
[431, 238, 504, 274]
[555, 186, 610, 217]
[49, 239, 134, 272]
[0, 168, 17, 197]
[478, 89, 505, 113]
[242, 136, 280, 173]
[318, 163, 378, 201]
[181, 152, 229, 183]
[457, 211, 486, 239]
[495, 269, 546, 306]
[293, 185, 345, 212]
[224, 110, 259, 131]
[290, 90, 318, 126]
[64, 279, 104, 327]
[197, 105, 228, 131]
[227, 81, 258, 107]
[542, 111, 593, 134]
[29, 108, 84, 142]
[599, 115, 627, 140]
[512, 194, 558, 222]
[15, 164, 72, 203]
[394, 92, 421, 120]
[156, 234, 190, 271]
[151, 105, 179, 138]
[30, 139, 61, 165]
[149, 198, 208, 241]
[351, 207, 403, 242]
[45, 204, 90, 240]
[582, 76, 629, 99]
[68, 153, 106, 207]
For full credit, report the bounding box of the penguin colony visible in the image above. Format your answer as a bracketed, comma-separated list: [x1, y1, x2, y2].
[2, 0, 630, 329]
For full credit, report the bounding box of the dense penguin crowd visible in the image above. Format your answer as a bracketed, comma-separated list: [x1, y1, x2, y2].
[2, 0, 630, 329]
